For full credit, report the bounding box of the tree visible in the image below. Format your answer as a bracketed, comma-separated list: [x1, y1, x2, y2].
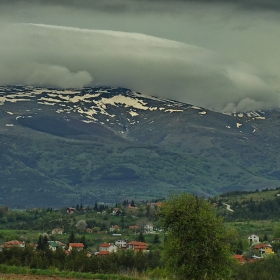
[37, 234, 48, 251]
[158, 193, 237, 280]
[136, 232, 145, 242]
[76, 220, 87, 233]
[153, 234, 160, 244]
[69, 231, 75, 243]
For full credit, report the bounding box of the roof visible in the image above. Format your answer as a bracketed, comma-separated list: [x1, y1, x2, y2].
[48, 241, 61, 247]
[69, 243, 84, 248]
[4, 240, 25, 246]
[128, 241, 148, 246]
[100, 243, 112, 247]
[134, 245, 147, 249]
[254, 244, 271, 249]
[97, 251, 110, 255]
[233, 254, 246, 263]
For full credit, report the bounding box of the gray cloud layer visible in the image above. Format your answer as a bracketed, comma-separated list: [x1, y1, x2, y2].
[0, 0, 279, 112]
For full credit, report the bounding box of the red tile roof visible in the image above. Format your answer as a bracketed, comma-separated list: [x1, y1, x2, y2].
[97, 251, 110, 256]
[100, 243, 111, 247]
[69, 243, 84, 248]
[233, 254, 246, 264]
[254, 244, 270, 249]
[128, 241, 148, 246]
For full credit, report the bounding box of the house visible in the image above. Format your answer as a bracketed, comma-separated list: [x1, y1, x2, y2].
[112, 208, 122, 216]
[69, 243, 84, 251]
[99, 243, 118, 253]
[115, 239, 128, 249]
[66, 207, 75, 214]
[147, 202, 162, 207]
[97, 250, 110, 257]
[129, 225, 140, 231]
[253, 244, 274, 255]
[127, 241, 148, 252]
[48, 241, 66, 251]
[86, 228, 92, 233]
[86, 251, 93, 257]
[144, 224, 154, 233]
[248, 234, 259, 244]
[110, 225, 120, 232]
[51, 227, 64, 235]
[233, 254, 247, 265]
[272, 238, 280, 243]
[4, 240, 25, 249]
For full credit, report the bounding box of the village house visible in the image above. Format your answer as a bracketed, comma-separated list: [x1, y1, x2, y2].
[127, 241, 148, 252]
[51, 227, 64, 235]
[129, 225, 140, 231]
[248, 234, 259, 244]
[110, 225, 121, 232]
[115, 239, 128, 249]
[111, 208, 122, 216]
[147, 202, 162, 207]
[4, 240, 25, 249]
[69, 243, 84, 251]
[144, 224, 154, 233]
[66, 207, 75, 214]
[97, 250, 110, 257]
[86, 228, 92, 233]
[253, 244, 274, 255]
[99, 242, 118, 253]
[48, 241, 66, 251]
[233, 254, 247, 265]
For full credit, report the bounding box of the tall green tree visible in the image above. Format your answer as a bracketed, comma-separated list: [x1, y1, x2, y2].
[68, 231, 75, 244]
[158, 193, 237, 280]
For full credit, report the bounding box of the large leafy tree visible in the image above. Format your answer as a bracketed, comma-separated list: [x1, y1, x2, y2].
[158, 193, 237, 280]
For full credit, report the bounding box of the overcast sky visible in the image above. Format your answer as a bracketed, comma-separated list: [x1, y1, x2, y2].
[1, 0, 280, 112]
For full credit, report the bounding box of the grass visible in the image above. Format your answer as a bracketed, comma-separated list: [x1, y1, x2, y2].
[0, 264, 149, 280]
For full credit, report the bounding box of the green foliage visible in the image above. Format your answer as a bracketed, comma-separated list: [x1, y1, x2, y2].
[158, 193, 237, 280]
[235, 255, 280, 280]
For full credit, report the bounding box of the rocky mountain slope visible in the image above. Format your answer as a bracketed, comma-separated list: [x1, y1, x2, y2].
[1, 85, 280, 208]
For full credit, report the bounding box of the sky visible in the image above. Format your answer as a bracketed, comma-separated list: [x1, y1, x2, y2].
[1, 0, 280, 112]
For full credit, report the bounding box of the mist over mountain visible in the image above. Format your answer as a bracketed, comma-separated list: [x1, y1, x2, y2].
[1, 0, 280, 113]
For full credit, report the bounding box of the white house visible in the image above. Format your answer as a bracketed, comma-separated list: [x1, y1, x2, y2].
[51, 227, 64, 235]
[110, 225, 121, 232]
[144, 224, 154, 233]
[115, 239, 127, 248]
[248, 234, 259, 244]
[99, 243, 118, 253]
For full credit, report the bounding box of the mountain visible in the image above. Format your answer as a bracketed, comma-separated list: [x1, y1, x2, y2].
[1, 85, 280, 208]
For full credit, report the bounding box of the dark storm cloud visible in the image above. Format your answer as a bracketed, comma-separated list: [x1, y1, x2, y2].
[0, 0, 279, 113]
[3, 0, 280, 11]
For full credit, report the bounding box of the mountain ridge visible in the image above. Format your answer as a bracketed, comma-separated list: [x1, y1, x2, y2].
[1, 85, 280, 208]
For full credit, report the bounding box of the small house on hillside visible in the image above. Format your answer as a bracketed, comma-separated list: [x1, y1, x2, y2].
[4, 240, 25, 249]
[48, 241, 66, 251]
[110, 225, 120, 232]
[66, 207, 75, 214]
[86, 228, 92, 233]
[52, 227, 64, 235]
[233, 254, 247, 264]
[144, 224, 154, 233]
[115, 239, 128, 249]
[69, 243, 84, 251]
[128, 241, 148, 252]
[97, 250, 110, 257]
[248, 234, 259, 244]
[253, 244, 274, 255]
[99, 243, 118, 253]
[129, 225, 140, 231]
